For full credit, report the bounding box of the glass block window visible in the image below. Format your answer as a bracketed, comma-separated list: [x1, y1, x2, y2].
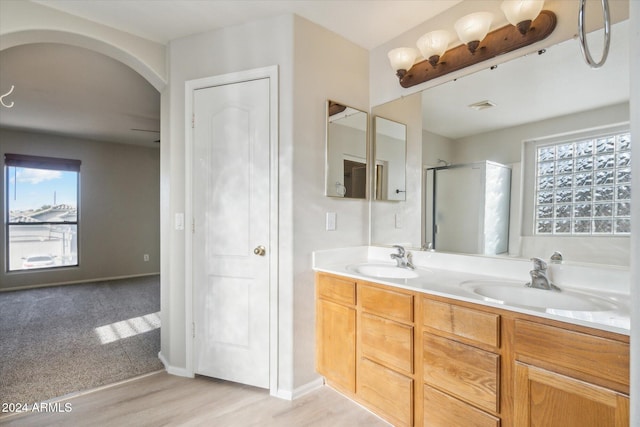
[534, 132, 631, 235]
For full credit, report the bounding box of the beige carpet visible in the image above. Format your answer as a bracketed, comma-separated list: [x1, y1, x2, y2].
[0, 275, 162, 406]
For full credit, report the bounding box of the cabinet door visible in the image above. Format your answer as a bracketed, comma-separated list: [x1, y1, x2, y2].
[514, 362, 629, 427]
[316, 299, 356, 393]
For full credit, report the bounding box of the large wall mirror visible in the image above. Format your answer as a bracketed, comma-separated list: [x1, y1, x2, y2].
[325, 100, 368, 198]
[373, 18, 630, 266]
[374, 117, 407, 201]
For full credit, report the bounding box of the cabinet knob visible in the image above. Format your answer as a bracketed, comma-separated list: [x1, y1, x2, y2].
[254, 245, 266, 256]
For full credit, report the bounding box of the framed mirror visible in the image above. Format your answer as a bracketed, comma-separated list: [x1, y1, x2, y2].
[325, 100, 368, 198]
[371, 18, 630, 266]
[374, 116, 407, 201]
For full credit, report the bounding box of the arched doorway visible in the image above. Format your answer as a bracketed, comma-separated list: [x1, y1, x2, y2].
[0, 32, 164, 405]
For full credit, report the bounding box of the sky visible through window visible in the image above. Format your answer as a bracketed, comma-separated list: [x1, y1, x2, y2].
[7, 167, 77, 212]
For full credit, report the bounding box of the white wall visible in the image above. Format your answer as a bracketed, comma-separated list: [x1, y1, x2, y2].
[422, 129, 454, 168]
[291, 15, 370, 390]
[452, 103, 630, 165]
[0, 129, 160, 289]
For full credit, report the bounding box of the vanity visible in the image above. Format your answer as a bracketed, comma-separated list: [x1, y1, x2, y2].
[313, 246, 630, 427]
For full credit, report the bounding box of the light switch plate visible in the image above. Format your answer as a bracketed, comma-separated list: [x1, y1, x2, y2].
[326, 212, 337, 231]
[175, 213, 184, 230]
[395, 213, 403, 229]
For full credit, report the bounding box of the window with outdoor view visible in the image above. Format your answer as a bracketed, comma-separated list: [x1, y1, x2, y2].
[534, 131, 631, 235]
[5, 154, 80, 271]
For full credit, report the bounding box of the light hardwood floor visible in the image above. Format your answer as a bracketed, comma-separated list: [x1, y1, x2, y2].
[2, 371, 390, 426]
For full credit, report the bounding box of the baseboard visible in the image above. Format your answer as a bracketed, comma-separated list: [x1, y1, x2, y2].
[158, 351, 193, 378]
[275, 377, 324, 401]
[0, 272, 160, 292]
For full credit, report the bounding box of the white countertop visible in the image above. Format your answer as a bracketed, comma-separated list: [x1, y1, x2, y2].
[313, 246, 630, 335]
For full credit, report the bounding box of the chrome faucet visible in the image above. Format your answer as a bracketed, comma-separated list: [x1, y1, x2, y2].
[390, 245, 415, 269]
[526, 257, 561, 291]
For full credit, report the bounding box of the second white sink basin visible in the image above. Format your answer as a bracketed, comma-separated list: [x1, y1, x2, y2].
[460, 280, 618, 312]
[350, 263, 419, 279]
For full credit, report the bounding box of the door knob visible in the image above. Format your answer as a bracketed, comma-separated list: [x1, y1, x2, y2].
[254, 245, 266, 256]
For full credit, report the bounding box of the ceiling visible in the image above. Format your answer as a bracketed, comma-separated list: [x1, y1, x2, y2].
[30, 0, 463, 50]
[1, 0, 462, 146]
[0, 43, 161, 146]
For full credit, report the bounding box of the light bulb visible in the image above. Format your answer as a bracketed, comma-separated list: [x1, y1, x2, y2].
[417, 30, 451, 67]
[501, 0, 544, 34]
[454, 12, 493, 54]
[387, 48, 418, 78]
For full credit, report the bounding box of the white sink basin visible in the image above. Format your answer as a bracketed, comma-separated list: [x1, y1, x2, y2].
[460, 280, 618, 312]
[349, 263, 419, 279]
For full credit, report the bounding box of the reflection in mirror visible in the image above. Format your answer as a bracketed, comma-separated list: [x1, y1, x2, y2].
[374, 117, 407, 201]
[370, 19, 630, 266]
[325, 100, 368, 198]
[425, 161, 511, 255]
[418, 19, 630, 265]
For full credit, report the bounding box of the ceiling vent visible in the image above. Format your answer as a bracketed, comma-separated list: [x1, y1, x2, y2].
[468, 100, 496, 111]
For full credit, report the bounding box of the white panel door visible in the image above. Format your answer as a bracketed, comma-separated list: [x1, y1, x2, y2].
[193, 77, 270, 388]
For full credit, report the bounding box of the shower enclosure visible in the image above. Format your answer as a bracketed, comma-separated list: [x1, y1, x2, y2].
[424, 161, 512, 255]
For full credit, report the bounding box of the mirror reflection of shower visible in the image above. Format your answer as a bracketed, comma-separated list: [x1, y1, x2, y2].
[425, 161, 511, 255]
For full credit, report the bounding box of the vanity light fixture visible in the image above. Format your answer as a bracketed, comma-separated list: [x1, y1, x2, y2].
[389, 0, 556, 88]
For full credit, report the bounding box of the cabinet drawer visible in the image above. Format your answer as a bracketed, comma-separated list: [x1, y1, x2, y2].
[361, 313, 413, 374]
[424, 384, 500, 427]
[316, 273, 356, 306]
[358, 357, 414, 427]
[423, 298, 500, 348]
[359, 284, 413, 323]
[514, 320, 629, 390]
[423, 333, 499, 413]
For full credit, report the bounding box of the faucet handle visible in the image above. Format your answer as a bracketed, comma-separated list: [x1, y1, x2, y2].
[392, 245, 405, 256]
[531, 257, 547, 271]
[550, 251, 563, 263]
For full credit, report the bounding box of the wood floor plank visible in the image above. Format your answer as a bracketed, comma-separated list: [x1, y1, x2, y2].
[1, 372, 389, 426]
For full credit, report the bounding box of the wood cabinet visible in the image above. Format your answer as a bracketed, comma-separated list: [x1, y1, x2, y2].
[314, 272, 630, 427]
[315, 273, 356, 394]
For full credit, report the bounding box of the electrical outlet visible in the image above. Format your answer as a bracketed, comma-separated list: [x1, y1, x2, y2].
[144, 254, 149, 262]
